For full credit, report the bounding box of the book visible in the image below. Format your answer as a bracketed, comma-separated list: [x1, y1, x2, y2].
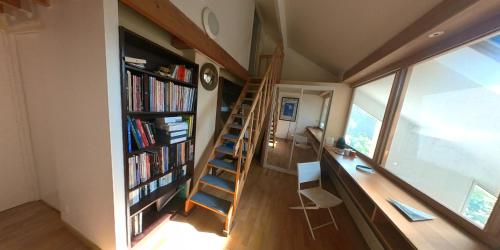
[170, 130, 187, 137]
[125, 56, 147, 65]
[164, 116, 183, 123]
[170, 136, 187, 144]
[388, 199, 434, 222]
[356, 165, 374, 174]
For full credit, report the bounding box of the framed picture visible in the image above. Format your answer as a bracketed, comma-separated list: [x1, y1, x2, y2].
[279, 97, 299, 121]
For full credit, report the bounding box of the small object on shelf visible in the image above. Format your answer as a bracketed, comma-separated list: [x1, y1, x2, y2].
[344, 148, 352, 156]
[336, 137, 346, 149]
[156, 66, 171, 77]
[356, 164, 374, 174]
[333, 147, 345, 155]
[388, 199, 434, 222]
[350, 150, 357, 157]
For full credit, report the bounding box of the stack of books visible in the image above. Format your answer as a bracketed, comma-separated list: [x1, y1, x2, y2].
[129, 179, 159, 206]
[125, 56, 146, 68]
[156, 116, 189, 144]
[127, 118, 157, 151]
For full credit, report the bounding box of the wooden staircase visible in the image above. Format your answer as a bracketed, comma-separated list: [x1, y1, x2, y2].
[185, 45, 284, 235]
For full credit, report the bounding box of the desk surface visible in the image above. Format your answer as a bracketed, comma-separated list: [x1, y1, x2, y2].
[306, 127, 322, 143]
[324, 146, 490, 250]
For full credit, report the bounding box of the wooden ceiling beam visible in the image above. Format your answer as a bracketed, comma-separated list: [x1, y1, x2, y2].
[343, 0, 478, 82]
[120, 0, 250, 81]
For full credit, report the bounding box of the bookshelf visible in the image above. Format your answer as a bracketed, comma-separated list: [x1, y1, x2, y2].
[119, 27, 198, 247]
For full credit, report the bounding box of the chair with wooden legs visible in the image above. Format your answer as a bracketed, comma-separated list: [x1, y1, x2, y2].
[290, 161, 343, 240]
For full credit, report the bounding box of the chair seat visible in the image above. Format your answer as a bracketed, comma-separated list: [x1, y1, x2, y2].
[299, 187, 342, 208]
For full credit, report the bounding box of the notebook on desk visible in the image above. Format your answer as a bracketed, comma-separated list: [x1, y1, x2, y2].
[388, 199, 434, 222]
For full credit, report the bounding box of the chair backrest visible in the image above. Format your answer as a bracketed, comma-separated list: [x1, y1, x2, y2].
[297, 161, 321, 186]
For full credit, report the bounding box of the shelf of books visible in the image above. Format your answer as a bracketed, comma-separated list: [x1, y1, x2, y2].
[119, 27, 198, 247]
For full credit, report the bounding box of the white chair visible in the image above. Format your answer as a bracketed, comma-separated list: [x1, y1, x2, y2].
[290, 161, 343, 240]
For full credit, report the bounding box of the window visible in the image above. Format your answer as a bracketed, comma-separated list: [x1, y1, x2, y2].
[345, 74, 395, 157]
[384, 34, 500, 228]
[318, 96, 330, 129]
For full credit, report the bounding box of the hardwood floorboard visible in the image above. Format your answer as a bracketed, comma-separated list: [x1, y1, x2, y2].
[0, 201, 91, 250]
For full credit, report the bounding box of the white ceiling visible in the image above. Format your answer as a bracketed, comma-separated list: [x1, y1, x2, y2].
[288, 0, 442, 75]
[257, 0, 443, 77]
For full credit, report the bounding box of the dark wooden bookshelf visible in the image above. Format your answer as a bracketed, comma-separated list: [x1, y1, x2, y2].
[119, 26, 198, 247]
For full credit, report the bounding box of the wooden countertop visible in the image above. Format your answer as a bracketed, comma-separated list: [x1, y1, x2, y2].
[306, 127, 322, 143]
[324, 146, 490, 250]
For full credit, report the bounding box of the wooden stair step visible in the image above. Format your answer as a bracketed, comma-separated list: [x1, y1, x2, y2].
[215, 145, 247, 156]
[247, 89, 257, 93]
[243, 97, 253, 101]
[191, 191, 231, 216]
[209, 159, 237, 173]
[200, 175, 235, 193]
[229, 123, 243, 129]
[222, 133, 247, 142]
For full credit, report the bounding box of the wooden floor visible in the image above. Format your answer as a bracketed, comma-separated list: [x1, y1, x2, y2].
[0, 201, 91, 250]
[0, 166, 369, 250]
[266, 138, 318, 171]
[136, 164, 369, 250]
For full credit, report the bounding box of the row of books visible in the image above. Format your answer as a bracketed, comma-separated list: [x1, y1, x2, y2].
[129, 166, 187, 207]
[127, 116, 195, 151]
[128, 141, 193, 190]
[126, 70, 196, 112]
[127, 118, 157, 151]
[171, 65, 193, 83]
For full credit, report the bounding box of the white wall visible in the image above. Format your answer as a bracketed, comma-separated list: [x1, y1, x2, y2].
[12, 0, 124, 249]
[171, 0, 255, 69]
[275, 91, 323, 139]
[0, 31, 39, 212]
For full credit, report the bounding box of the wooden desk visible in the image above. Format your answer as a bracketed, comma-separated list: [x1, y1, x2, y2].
[321, 146, 490, 250]
[305, 127, 322, 154]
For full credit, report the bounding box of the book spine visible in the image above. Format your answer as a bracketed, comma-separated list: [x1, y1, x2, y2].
[135, 119, 150, 147]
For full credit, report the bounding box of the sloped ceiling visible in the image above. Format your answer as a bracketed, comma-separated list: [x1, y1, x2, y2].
[256, 0, 500, 82]
[285, 0, 442, 77]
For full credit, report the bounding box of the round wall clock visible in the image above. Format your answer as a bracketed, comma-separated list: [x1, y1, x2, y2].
[200, 63, 218, 91]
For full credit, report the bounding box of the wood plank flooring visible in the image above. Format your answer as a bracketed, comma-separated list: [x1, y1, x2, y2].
[0, 165, 368, 250]
[135, 164, 369, 250]
[266, 138, 318, 171]
[0, 201, 92, 250]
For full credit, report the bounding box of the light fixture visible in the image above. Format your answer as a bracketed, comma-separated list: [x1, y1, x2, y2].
[428, 31, 445, 38]
[202, 7, 219, 39]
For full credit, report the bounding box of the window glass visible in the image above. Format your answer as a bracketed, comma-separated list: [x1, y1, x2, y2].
[384, 34, 500, 228]
[345, 74, 395, 157]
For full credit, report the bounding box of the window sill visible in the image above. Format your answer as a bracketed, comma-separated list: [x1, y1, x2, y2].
[323, 146, 490, 249]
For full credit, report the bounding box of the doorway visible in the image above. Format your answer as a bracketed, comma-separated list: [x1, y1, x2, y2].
[263, 84, 334, 175]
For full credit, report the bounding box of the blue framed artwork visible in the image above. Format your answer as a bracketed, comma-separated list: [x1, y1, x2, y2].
[279, 97, 299, 122]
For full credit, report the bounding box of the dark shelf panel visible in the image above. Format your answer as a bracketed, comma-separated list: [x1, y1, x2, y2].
[125, 64, 197, 88]
[130, 197, 185, 247]
[129, 176, 189, 216]
[127, 138, 194, 156]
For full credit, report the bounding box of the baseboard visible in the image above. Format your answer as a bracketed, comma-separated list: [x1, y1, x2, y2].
[61, 221, 101, 250]
[39, 200, 101, 249]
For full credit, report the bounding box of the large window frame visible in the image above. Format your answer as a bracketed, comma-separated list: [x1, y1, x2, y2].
[344, 31, 500, 248]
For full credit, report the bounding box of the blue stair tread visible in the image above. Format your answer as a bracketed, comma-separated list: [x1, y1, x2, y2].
[216, 145, 235, 155]
[191, 191, 231, 215]
[230, 123, 243, 129]
[209, 159, 237, 172]
[223, 133, 239, 140]
[201, 175, 235, 193]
